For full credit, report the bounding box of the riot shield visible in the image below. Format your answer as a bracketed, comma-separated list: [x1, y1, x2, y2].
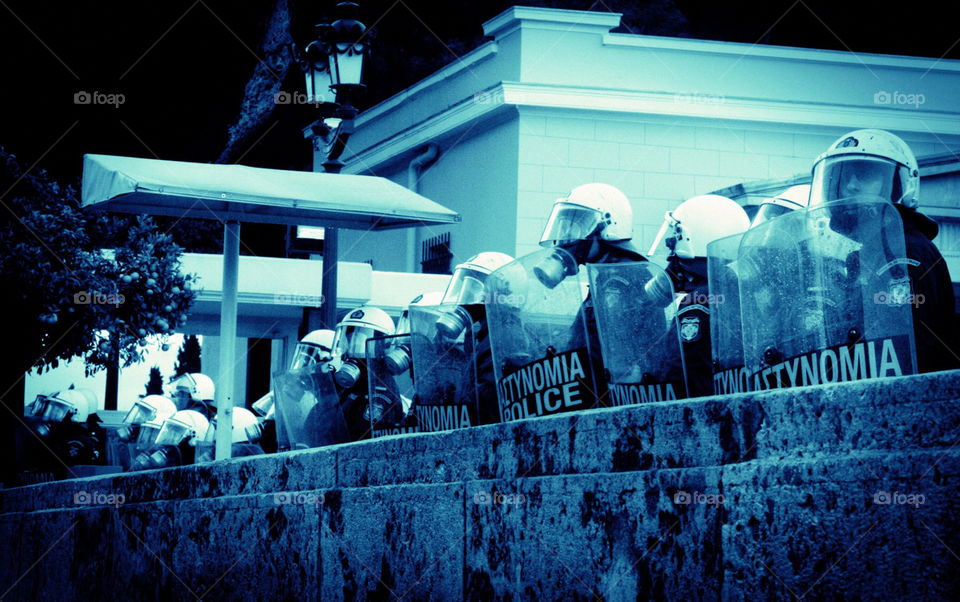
[707, 232, 751, 395]
[408, 304, 480, 432]
[808, 197, 917, 377]
[587, 261, 687, 405]
[485, 247, 598, 423]
[366, 334, 420, 438]
[272, 368, 349, 449]
[739, 208, 825, 389]
[739, 196, 917, 390]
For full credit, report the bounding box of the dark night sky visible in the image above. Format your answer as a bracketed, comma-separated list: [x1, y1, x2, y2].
[1, 0, 957, 187]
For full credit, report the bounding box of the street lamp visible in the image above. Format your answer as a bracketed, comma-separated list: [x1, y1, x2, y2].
[298, 1, 369, 330]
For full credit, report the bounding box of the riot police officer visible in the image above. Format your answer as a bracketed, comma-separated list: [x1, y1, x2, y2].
[649, 195, 751, 397]
[534, 183, 647, 403]
[327, 306, 395, 440]
[810, 129, 959, 373]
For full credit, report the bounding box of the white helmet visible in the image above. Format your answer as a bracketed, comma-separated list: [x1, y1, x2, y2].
[441, 252, 515, 306]
[811, 129, 919, 208]
[155, 409, 209, 447]
[331, 306, 395, 360]
[291, 329, 335, 370]
[37, 389, 90, 423]
[172, 373, 216, 409]
[751, 185, 811, 226]
[648, 195, 751, 259]
[203, 407, 263, 445]
[539, 183, 633, 247]
[122, 395, 178, 426]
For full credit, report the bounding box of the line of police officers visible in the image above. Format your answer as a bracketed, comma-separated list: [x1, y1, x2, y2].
[18, 129, 958, 478]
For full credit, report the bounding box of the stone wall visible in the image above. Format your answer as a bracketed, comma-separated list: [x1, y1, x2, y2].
[2, 371, 959, 600]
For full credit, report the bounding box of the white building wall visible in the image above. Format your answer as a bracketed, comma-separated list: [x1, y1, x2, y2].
[517, 106, 960, 257]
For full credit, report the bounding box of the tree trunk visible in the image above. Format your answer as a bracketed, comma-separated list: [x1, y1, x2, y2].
[105, 339, 119, 411]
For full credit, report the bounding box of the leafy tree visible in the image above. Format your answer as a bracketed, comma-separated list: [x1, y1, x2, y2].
[0, 147, 196, 484]
[146, 366, 165, 396]
[174, 335, 203, 378]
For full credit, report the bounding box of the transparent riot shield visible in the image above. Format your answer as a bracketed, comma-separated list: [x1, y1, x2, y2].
[807, 197, 917, 378]
[587, 261, 687, 405]
[485, 247, 598, 423]
[739, 208, 825, 389]
[365, 335, 420, 438]
[272, 368, 349, 449]
[408, 304, 480, 432]
[707, 232, 751, 395]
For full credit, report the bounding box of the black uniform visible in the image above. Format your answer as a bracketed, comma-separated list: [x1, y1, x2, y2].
[896, 204, 960, 373]
[672, 271, 713, 398]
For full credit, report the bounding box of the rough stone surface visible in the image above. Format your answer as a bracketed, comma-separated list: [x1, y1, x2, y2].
[2, 370, 959, 599]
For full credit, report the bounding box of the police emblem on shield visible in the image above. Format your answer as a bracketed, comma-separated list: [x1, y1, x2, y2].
[888, 278, 911, 306]
[680, 316, 701, 342]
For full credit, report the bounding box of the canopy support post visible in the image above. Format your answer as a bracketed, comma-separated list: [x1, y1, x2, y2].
[216, 219, 240, 460]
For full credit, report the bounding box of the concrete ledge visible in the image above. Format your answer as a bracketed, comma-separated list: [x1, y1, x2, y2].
[2, 371, 959, 599]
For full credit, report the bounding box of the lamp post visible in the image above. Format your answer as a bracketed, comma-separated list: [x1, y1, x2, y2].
[298, 1, 369, 330]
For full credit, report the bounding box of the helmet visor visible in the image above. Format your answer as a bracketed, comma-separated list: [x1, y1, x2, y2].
[441, 268, 488, 305]
[539, 203, 603, 247]
[647, 211, 681, 257]
[122, 401, 156, 425]
[332, 325, 376, 359]
[751, 203, 792, 227]
[40, 398, 74, 423]
[394, 311, 410, 336]
[155, 419, 191, 447]
[137, 423, 162, 447]
[811, 156, 904, 206]
[26, 395, 49, 417]
[291, 343, 332, 371]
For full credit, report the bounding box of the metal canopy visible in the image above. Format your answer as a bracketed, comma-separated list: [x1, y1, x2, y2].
[81, 153, 460, 462]
[81, 154, 461, 229]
